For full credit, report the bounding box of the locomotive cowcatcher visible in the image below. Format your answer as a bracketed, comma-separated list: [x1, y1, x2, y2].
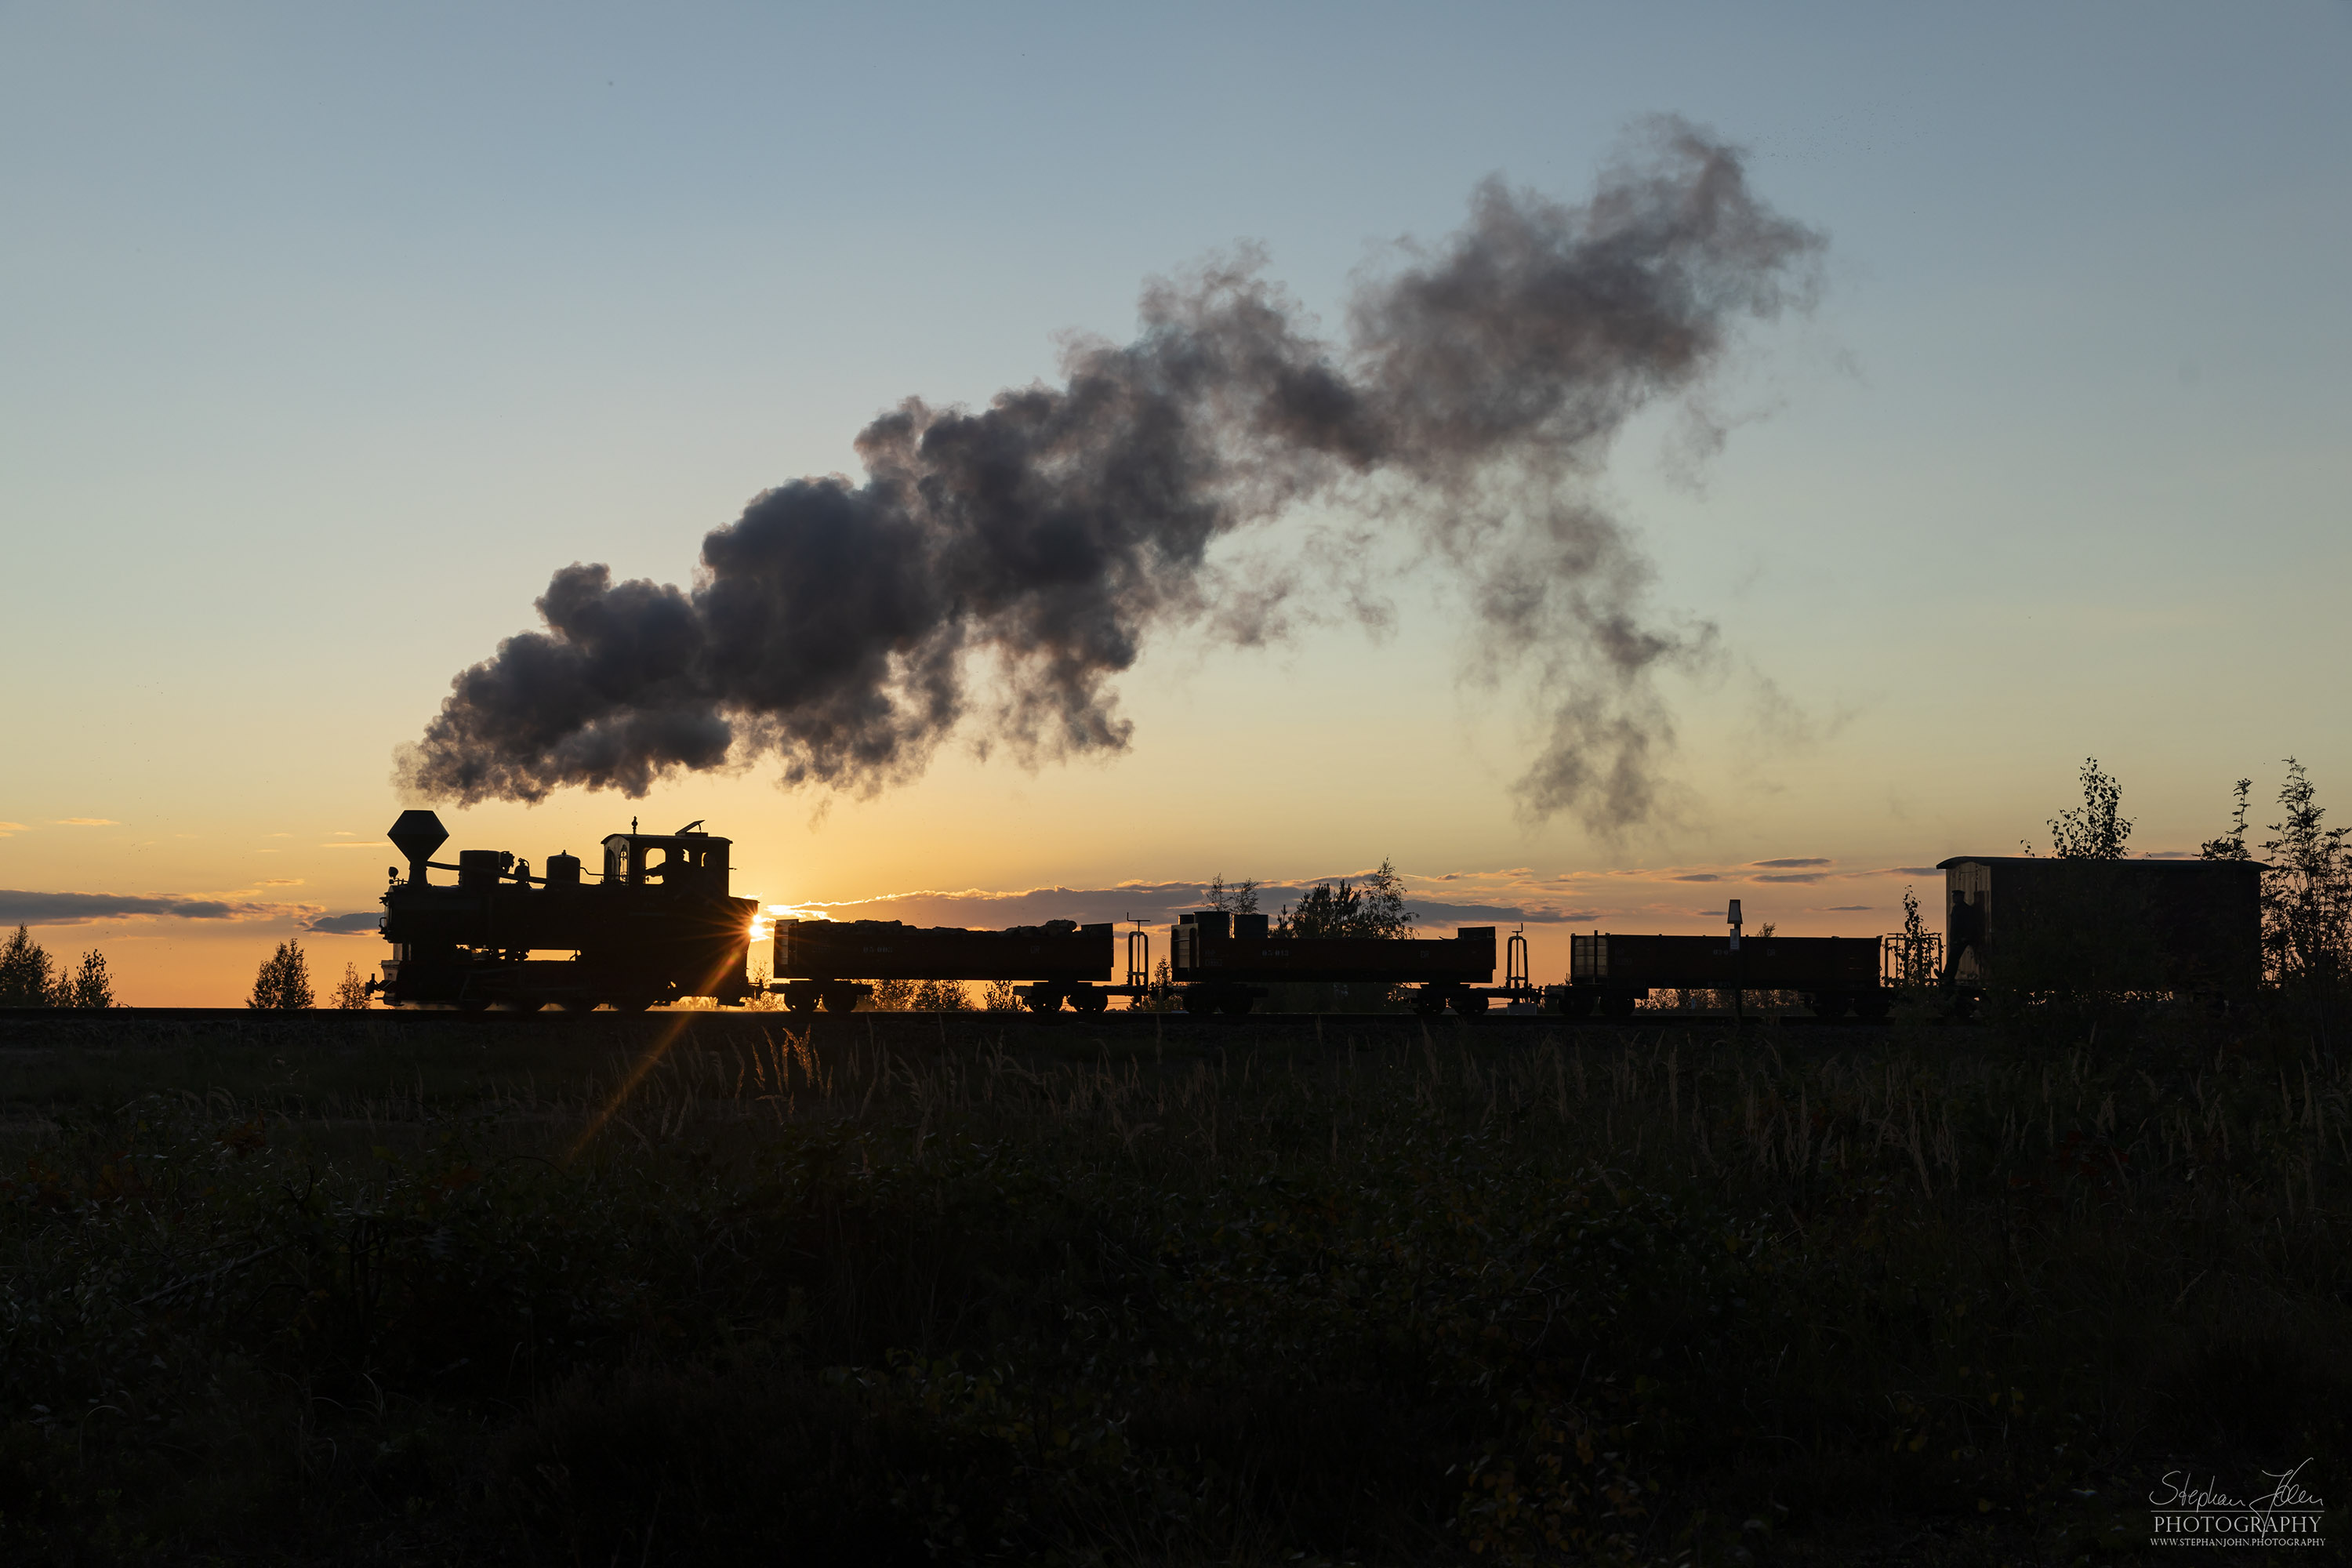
[372, 811, 758, 1011]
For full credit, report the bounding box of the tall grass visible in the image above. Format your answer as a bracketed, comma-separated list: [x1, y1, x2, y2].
[1, 1012, 2346, 1563]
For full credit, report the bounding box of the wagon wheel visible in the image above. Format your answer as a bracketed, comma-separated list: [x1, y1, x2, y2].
[458, 993, 492, 1014]
[1024, 989, 1063, 1013]
[783, 990, 818, 1014]
[1809, 992, 1849, 1019]
[818, 986, 858, 1013]
[1452, 992, 1490, 1018]
[1217, 993, 1254, 1017]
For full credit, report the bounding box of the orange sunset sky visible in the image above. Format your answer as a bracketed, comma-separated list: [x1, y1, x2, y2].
[4, 7, 2347, 1005]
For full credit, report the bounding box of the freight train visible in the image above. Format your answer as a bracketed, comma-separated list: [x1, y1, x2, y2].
[368, 814, 2266, 1015]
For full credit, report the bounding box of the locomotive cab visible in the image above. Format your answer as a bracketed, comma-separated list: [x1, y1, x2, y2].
[601, 826, 728, 892]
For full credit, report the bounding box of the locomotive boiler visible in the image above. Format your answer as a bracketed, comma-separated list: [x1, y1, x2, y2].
[372, 811, 758, 1011]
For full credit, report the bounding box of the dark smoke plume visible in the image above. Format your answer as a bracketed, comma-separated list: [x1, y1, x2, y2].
[400, 119, 1821, 830]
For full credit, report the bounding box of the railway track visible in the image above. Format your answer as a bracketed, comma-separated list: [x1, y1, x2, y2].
[0, 1006, 1929, 1033]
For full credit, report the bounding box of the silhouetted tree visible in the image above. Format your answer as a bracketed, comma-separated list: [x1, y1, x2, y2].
[2200, 778, 2255, 862]
[2259, 759, 2351, 1001]
[1204, 874, 1259, 914]
[1893, 888, 1938, 989]
[62, 950, 114, 1008]
[1279, 859, 1415, 938]
[1130, 958, 1181, 1012]
[0, 927, 55, 1007]
[248, 940, 314, 1010]
[2047, 757, 2132, 859]
[331, 962, 372, 1010]
[981, 978, 1022, 1012]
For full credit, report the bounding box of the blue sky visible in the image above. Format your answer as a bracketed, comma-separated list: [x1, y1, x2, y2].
[2, 2, 2346, 1000]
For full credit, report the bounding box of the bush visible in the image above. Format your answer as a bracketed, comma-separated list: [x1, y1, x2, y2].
[0, 927, 54, 1007]
[909, 978, 972, 1011]
[330, 961, 370, 1010]
[60, 950, 113, 1008]
[247, 939, 314, 1010]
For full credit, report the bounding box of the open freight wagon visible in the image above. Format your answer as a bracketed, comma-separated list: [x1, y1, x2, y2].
[1558, 931, 1886, 1019]
[1172, 910, 1498, 1015]
[769, 918, 1120, 1012]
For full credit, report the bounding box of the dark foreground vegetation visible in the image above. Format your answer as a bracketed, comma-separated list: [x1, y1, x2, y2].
[1, 1006, 2345, 1565]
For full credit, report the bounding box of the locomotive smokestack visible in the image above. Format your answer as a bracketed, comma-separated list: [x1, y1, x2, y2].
[387, 810, 448, 887]
[398, 118, 1823, 833]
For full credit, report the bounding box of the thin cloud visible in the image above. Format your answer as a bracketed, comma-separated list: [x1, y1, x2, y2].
[318, 843, 387, 850]
[55, 818, 119, 827]
[1671, 873, 1723, 883]
[254, 879, 306, 887]
[304, 911, 383, 935]
[1824, 904, 1874, 912]
[1886, 866, 1941, 876]
[0, 890, 318, 926]
[1751, 856, 1830, 869]
[0, 822, 25, 837]
[1754, 873, 1824, 884]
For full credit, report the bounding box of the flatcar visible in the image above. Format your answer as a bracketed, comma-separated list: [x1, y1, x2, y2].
[372, 811, 758, 1011]
[770, 917, 1119, 1013]
[1171, 909, 1497, 1015]
[1556, 927, 1885, 1019]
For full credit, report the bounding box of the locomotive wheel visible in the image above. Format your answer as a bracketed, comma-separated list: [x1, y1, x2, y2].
[612, 996, 655, 1013]
[557, 997, 598, 1012]
[458, 993, 492, 1014]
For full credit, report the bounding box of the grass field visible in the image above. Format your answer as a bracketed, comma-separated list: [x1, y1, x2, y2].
[1, 1006, 2345, 1563]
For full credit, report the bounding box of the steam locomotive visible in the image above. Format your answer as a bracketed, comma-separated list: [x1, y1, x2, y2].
[368, 813, 2265, 1015]
[372, 811, 758, 1011]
